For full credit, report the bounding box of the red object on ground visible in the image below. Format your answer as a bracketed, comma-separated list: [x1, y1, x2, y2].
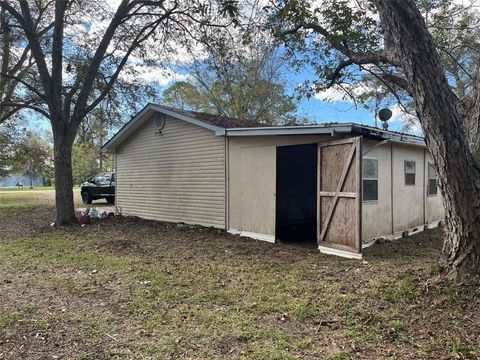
[79, 214, 91, 225]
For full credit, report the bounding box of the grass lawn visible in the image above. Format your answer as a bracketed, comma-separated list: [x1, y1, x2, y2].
[0, 193, 478, 359]
[0, 186, 56, 191]
[0, 186, 82, 192]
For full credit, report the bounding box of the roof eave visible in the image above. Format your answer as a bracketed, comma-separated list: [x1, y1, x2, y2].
[225, 123, 426, 147]
[101, 103, 226, 153]
[150, 104, 225, 135]
[350, 125, 426, 147]
[225, 124, 354, 137]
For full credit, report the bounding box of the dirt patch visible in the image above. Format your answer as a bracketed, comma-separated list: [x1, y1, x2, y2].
[0, 208, 56, 241]
[0, 193, 57, 241]
[0, 191, 106, 241]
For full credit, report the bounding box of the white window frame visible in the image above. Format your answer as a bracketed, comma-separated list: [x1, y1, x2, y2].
[362, 157, 379, 203]
[404, 160, 416, 186]
[427, 162, 438, 196]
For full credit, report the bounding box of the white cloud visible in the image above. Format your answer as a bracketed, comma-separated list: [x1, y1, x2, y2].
[389, 104, 405, 122]
[314, 86, 348, 102]
[314, 83, 376, 102]
[136, 67, 186, 86]
[389, 103, 421, 131]
[314, 83, 421, 131]
[120, 65, 186, 87]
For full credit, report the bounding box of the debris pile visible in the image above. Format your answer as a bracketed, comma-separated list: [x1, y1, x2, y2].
[79, 207, 115, 225]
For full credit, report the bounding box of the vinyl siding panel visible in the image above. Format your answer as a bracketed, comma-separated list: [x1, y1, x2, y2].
[116, 116, 226, 228]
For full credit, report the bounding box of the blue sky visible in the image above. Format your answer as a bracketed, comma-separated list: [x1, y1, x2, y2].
[297, 98, 382, 126]
[283, 60, 416, 133]
[25, 85, 414, 137]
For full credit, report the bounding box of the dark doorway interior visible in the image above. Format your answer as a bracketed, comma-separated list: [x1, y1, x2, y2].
[276, 143, 317, 244]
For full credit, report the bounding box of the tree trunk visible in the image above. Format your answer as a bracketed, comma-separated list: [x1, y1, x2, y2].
[375, 0, 480, 279]
[53, 134, 76, 225]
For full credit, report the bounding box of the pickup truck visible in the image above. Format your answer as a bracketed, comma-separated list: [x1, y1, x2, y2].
[80, 172, 115, 204]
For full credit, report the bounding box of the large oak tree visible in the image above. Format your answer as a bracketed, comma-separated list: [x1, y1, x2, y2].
[0, 0, 236, 225]
[272, 0, 480, 279]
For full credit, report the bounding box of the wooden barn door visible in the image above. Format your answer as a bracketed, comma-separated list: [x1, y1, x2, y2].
[317, 137, 362, 258]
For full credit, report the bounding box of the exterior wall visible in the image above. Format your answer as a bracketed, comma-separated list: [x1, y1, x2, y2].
[425, 153, 445, 223]
[362, 140, 445, 240]
[391, 144, 425, 232]
[114, 116, 445, 242]
[115, 116, 226, 228]
[361, 140, 393, 240]
[228, 134, 331, 237]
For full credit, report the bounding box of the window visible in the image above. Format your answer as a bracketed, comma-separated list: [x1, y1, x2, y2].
[404, 160, 416, 185]
[428, 163, 438, 196]
[94, 175, 106, 183]
[363, 158, 378, 201]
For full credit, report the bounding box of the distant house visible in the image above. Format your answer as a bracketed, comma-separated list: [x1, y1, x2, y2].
[102, 104, 444, 259]
[0, 173, 44, 187]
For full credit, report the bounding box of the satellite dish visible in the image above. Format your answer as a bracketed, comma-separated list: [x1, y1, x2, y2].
[154, 113, 165, 132]
[378, 108, 392, 130]
[378, 108, 392, 121]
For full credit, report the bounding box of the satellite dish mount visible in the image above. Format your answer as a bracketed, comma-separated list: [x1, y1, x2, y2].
[154, 113, 166, 134]
[378, 108, 392, 130]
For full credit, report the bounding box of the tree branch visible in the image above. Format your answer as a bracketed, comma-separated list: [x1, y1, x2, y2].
[0, 102, 49, 118]
[50, 0, 67, 112]
[70, 0, 132, 121]
[325, 58, 355, 87]
[71, 10, 175, 135]
[284, 21, 397, 66]
[380, 72, 410, 92]
[17, 0, 52, 96]
[0, 72, 45, 100]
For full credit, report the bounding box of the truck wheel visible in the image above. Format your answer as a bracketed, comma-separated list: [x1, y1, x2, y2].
[82, 191, 93, 204]
[106, 196, 115, 204]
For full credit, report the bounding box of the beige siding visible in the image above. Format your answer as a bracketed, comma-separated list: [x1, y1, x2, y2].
[362, 140, 393, 240]
[425, 153, 445, 223]
[392, 144, 425, 232]
[116, 116, 226, 228]
[362, 141, 445, 240]
[228, 134, 331, 237]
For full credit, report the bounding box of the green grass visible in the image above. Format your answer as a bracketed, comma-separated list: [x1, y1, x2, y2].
[0, 185, 81, 192]
[0, 191, 479, 359]
[0, 185, 56, 191]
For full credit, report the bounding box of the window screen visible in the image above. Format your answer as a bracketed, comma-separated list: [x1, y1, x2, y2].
[363, 158, 378, 201]
[428, 163, 438, 195]
[404, 160, 416, 185]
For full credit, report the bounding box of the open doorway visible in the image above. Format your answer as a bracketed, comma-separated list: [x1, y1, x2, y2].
[275, 143, 317, 244]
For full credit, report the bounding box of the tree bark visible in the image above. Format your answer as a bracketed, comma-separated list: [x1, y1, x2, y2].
[374, 0, 480, 279]
[53, 130, 76, 225]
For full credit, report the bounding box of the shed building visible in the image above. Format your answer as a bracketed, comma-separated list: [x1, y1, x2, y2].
[102, 104, 445, 258]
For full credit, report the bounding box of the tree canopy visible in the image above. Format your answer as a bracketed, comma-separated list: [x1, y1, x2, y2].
[163, 17, 300, 125]
[269, 0, 480, 147]
[11, 131, 53, 187]
[0, 0, 238, 224]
